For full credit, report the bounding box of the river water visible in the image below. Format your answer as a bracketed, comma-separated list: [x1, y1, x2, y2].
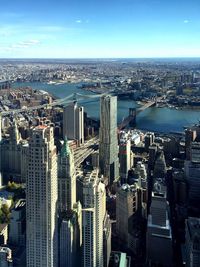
[13, 82, 200, 133]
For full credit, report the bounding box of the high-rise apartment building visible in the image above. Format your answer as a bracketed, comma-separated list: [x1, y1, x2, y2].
[185, 217, 200, 267]
[63, 102, 84, 145]
[26, 125, 58, 267]
[58, 138, 76, 211]
[99, 95, 119, 184]
[77, 169, 107, 267]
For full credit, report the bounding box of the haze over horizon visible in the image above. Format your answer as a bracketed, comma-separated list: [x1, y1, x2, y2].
[0, 0, 200, 58]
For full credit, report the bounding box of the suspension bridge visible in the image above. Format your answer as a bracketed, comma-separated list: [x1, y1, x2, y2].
[0, 92, 161, 130]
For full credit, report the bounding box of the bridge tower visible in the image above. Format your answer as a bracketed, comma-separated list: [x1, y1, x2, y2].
[129, 108, 136, 127]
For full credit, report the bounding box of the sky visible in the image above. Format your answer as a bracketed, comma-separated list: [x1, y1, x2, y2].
[0, 0, 200, 58]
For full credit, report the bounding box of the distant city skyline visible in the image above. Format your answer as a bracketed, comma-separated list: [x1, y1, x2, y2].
[0, 0, 200, 58]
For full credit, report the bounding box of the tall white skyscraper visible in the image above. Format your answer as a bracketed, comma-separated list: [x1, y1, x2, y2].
[63, 102, 84, 145]
[99, 95, 119, 184]
[58, 138, 76, 211]
[77, 169, 107, 267]
[26, 125, 58, 267]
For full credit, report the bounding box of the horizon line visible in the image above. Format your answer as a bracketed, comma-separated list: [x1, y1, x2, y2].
[1, 56, 200, 59]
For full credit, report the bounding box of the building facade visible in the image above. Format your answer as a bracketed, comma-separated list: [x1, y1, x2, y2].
[59, 202, 82, 267]
[58, 138, 76, 211]
[63, 102, 84, 145]
[77, 169, 107, 267]
[99, 95, 119, 184]
[26, 126, 58, 267]
[185, 217, 200, 267]
[146, 190, 173, 267]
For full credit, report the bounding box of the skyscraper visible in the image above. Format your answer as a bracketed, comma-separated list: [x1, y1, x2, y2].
[59, 202, 82, 267]
[26, 125, 58, 267]
[99, 95, 119, 184]
[185, 217, 200, 267]
[185, 142, 200, 209]
[119, 139, 132, 183]
[1, 118, 22, 183]
[116, 184, 138, 246]
[63, 102, 84, 145]
[146, 190, 173, 267]
[58, 138, 76, 211]
[77, 169, 107, 267]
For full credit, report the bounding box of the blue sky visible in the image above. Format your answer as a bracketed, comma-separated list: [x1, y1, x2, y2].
[0, 0, 200, 58]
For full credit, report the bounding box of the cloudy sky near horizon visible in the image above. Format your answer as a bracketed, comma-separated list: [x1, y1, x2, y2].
[0, 0, 200, 58]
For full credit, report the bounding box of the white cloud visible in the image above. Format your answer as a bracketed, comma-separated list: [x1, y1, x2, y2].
[76, 20, 82, 23]
[1, 39, 41, 51]
[184, 20, 189, 24]
[18, 40, 40, 46]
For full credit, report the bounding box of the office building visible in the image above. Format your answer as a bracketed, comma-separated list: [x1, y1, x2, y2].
[59, 202, 82, 267]
[144, 132, 155, 151]
[0, 119, 24, 183]
[190, 142, 200, 162]
[146, 190, 173, 267]
[9, 199, 26, 246]
[135, 162, 147, 189]
[119, 140, 132, 183]
[99, 95, 119, 184]
[185, 217, 200, 267]
[185, 129, 197, 160]
[58, 138, 76, 211]
[77, 169, 107, 267]
[185, 161, 200, 207]
[63, 102, 84, 145]
[26, 125, 58, 267]
[0, 247, 13, 267]
[154, 151, 167, 179]
[116, 184, 138, 246]
[173, 171, 188, 205]
[148, 144, 157, 170]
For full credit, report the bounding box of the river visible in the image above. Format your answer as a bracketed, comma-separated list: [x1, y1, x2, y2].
[13, 81, 200, 133]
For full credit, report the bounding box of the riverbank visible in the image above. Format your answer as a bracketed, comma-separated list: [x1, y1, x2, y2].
[12, 81, 200, 133]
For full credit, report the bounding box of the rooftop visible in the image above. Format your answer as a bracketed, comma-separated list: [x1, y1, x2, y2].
[0, 223, 8, 233]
